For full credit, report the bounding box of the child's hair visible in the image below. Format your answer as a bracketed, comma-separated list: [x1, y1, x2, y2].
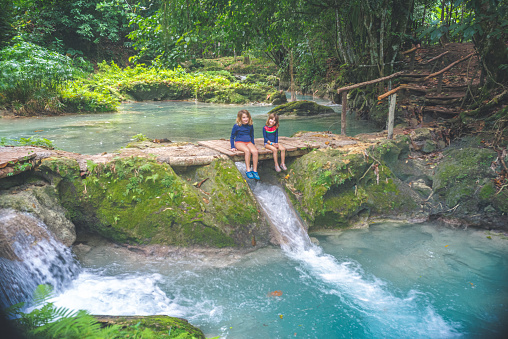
[265, 113, 279, 128]
[236, 109, 253, 126]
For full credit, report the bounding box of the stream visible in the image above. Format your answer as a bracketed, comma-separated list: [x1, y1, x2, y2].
[2, 168, 507, 338]
[0, 94, 377, 155]
[1, 98, 508, 337]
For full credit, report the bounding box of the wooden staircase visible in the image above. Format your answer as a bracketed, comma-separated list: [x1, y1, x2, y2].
[397, 42, 480, 124]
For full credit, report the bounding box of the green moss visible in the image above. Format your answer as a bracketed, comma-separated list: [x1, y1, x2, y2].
[38, 157, 81, 184]
[191, 158, 269, 246]
[286, 150, 369, 226]
[94, 315, 205, 339]
[479, 182, 496, 201]
[47, 156, 249, 247]
[316, 188, 368, 228]
[285, 148, 419, 228]
[434, 148, 496, 206]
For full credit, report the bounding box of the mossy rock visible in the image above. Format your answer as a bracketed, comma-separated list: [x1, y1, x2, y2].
[433, 147, 498, 214]
[242, 73, 269, 84]
[284, 148, 419, 229]
[93, 315, 205, 339]
[268, 91, 287, 106]
[37, 156, 269, 247]
[191, 158, 270, 247]
[268, 100, 335, 116]
[40, 157, 240, 247]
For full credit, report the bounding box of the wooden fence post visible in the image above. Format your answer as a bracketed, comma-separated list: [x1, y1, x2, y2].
[341, 91, 347, 135]
[387, 93, 396, 139]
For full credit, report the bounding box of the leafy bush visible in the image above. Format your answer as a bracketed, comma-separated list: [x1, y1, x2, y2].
[79, 61, 275, 104]
[0, 37, 92, 114]
[59, 81, 119, 112]
[131, 133, 150, 142]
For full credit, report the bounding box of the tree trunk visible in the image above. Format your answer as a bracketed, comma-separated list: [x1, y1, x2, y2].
[290, 50, 296, 101]
[440, 0, 449, 44]
[341, 91, 347, 135]
[473, 2, 508, 84]
[335, 8, 348, 63]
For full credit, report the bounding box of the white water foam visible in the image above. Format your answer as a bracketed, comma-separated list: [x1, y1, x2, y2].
[238, 163, 460, 337]
[50, 272, 186, 316]
[49, 270, 222, 323]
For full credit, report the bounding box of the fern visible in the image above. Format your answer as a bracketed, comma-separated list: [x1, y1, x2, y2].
[3, 284, 201, 338]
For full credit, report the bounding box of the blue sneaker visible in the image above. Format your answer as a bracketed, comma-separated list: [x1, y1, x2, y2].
[246, 171, 254, 179]
[252, 171, 260, 180]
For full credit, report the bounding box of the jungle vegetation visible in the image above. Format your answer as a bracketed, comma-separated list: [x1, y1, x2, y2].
[0, 0, 506, 118]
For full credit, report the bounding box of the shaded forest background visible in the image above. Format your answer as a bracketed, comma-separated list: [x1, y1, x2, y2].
[0, 0, 507, 127]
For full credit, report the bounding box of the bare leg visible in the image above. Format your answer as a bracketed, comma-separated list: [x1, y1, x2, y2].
[279, 144, 286, 165]
[235, 142, 252, 172]
[265, 144, 279, 167]
[247, 143, 259, 172]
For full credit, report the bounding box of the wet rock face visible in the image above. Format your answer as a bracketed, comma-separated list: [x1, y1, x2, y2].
[0, 209, 51, 261]
[0, 185, 76, 247]
[432, 146, 508, 228]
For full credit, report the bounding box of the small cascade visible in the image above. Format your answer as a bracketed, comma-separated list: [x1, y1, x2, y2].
[237, 163, 459, 337]
[0, 209, 80, 309]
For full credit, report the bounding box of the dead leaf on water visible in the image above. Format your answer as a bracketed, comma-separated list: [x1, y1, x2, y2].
[268, 290, 283, 297]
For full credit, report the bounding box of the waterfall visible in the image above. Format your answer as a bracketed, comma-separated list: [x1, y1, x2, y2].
[0, 209, 81, 309]
[237, 163, 459, 337]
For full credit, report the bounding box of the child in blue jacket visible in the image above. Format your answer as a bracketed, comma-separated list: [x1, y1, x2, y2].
[230, 109, 260, 180]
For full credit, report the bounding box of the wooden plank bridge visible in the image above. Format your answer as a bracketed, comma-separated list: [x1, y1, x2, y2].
[198, 136, 318, 162]
[0, 132, 367, 178]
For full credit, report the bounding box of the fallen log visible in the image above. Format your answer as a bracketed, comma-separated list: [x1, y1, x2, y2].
[423, 52, 475, 81]
[421, 51, 449, 65]
[402, 46, 419, 55]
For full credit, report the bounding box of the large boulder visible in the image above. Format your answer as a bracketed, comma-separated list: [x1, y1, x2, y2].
[432, 145, 508, 228]
[268, 100, 335, 116]
[37, 156, 269, 247]
[284, 147, 422, 230]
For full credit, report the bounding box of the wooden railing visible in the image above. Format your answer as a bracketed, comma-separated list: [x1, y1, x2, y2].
[336, 50, 476, 139]
[336, 72, 404, 136]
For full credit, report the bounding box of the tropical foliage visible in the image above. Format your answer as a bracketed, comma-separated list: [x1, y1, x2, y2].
[4, 285, 205, 338]
[0, 0, 506, 111]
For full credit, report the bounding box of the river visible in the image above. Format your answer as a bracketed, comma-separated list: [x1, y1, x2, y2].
[0, 94, 377, 155]
[2, 98, 508, 338]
